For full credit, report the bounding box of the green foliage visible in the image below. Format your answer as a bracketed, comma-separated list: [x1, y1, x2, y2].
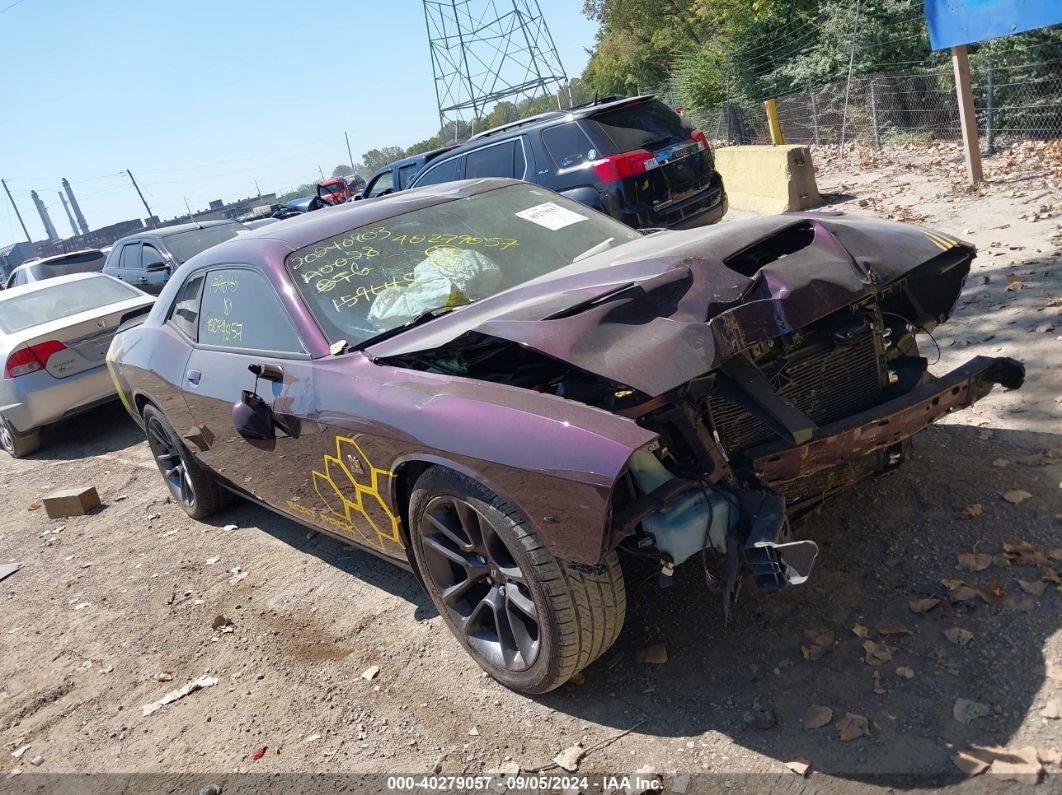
[361, 146, 407, 174]
[331, 164, 355, 178]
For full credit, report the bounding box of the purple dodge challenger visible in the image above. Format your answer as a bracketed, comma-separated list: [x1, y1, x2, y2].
[107, 179, 1023, 693]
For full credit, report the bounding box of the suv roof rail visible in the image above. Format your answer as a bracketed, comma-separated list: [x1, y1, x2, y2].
[466, 110, 568, 142]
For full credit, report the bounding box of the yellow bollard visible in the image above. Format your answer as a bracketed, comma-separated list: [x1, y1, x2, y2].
[763, 99, 786, 146]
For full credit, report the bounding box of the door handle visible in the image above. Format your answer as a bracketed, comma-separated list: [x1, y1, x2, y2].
[187, 369, 201, 386]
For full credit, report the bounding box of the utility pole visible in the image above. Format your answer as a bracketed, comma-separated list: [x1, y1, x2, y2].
[2, 179, 33, 243]
[254, 180, 262, 199]
[125, 169, 154, 223]
[345, 132, 355, 171]
[317, 164, 325, 182]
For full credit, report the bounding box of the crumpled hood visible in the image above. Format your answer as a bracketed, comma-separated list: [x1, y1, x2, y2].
[367, 213, 972, 396]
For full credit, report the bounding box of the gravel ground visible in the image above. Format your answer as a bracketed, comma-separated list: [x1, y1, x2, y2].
[1, 141, 1060, 793]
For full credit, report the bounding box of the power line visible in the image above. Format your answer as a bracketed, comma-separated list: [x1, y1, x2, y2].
[0, 0, 29, 16]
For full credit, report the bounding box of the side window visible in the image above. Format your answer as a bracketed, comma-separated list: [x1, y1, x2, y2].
[397, 163, 419, 189]
[197, 268, 305, 354]
[119, 243, 141, 270]
[142, 244, 167, 269]
[367, 171, 394, 198]
[513, 139, 527, 179]
[414, 156, 463, 187]
[542, 123, 598, 169]
[167, 273, 205, 341]
[465, 141, 517, 179]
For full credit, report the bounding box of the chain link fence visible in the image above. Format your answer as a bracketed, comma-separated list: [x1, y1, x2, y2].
[673, 50, 1062, 151]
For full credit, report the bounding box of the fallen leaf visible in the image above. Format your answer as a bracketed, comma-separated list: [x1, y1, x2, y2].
[877, 621, 910, 637]
[837, 713, 869, 741]
[785, 759, 811, 778]
[801, 628, 835, 661]
[910, 597, 941, 614]
[957, 503, 983, 520]
[896, 665, 915, 679]
[28, 502, 42, 511]
[957, 552, 992, 572]
[852, 623, 869, 638]
[873, 671, 886, 694]
[803, 704, 833, 729]
[1049, 549, 1062, 562]
[953, 750, 990, 776]
[941, 578, 967, 589]
[992, 458, 1009, 467]
[1018, 579, 1047, 596]
[863, 640, 893, 666]
[977, 579, 1006, 605]
[251, 746, 267, 761]
[1001, 490, 1033, 505]
[553, 744, 584, 772]
[637, 642, 668, 665]
[953, 698, 991, 724]
[945, 627, 974, 646]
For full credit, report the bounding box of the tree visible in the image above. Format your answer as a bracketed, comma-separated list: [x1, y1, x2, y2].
[361, 146, 407, 174]
[331, 164, 355, 178]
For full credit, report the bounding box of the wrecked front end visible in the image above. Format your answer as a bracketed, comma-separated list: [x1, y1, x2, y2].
[376, 213, 1024, 611]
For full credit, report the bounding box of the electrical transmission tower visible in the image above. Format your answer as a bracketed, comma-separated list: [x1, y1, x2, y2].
[423, 0, 570, 135]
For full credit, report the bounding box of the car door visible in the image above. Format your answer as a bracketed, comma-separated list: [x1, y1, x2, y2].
[140, 241, 172, 295]
[180, 265, 321, 512]
[115, 241, 142, 287]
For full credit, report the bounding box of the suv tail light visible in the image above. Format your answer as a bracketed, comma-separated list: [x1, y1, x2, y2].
[691, 129, 709, 150]
[5, 341, 66, 378]
[593, 149, 658, 183]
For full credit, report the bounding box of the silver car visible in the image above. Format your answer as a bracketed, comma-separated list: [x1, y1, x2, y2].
[0, 273, 154, 457]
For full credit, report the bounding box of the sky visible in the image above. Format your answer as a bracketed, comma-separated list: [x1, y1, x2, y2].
[0, 0, 598, 248]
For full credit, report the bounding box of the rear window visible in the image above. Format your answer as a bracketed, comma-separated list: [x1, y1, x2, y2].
[29, 252, 105, 280]
[542, 123, 598, 169]
[590, 99, 691, 153]
[0, 277, 139, 333]
[164, 225, 242, 264]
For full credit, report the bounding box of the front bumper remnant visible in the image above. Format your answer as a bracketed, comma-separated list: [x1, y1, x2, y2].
[748, 356, 1024, 485]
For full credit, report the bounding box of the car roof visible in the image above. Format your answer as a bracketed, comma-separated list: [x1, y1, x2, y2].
[112, 220, 239, 245]
[0, 271, 123, 300]
[22, 248, 104, 266]
[462, 95, 657, 145]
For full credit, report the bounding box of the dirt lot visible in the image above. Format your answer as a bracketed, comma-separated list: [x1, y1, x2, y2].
[1, 142, 1061, 793]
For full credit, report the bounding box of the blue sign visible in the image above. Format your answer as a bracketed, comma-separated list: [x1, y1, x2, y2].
[924, 0, 1062, 50]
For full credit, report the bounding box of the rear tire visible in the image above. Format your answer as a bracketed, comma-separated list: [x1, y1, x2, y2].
[0, 417, 39, 459]
[142, 404, 224, 520]
[409, 466, 625, 693]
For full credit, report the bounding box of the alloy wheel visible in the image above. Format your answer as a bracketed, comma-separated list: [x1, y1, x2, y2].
[145, 415, 196, 509]
[0, 419, 13, 454]
[419, 495, 541, 671]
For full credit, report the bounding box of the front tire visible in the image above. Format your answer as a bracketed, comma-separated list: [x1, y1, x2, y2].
[409, 466, 625, 693]
[0, 416, 39, 459]
[142, 404, 223, 520]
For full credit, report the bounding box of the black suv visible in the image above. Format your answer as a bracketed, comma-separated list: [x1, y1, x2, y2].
[407, 96, 726, 230]
[102, 220, 245, 295]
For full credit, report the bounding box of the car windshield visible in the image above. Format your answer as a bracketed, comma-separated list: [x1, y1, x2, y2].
[164, 225, 242, 264]
[29, 251, 105, 280]
[0, 277, 139, 333]
[286, 183, 642, 346]
[320, 183, 344, 195]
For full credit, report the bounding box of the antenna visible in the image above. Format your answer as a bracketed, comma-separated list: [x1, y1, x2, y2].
[423, 0, 570, 137]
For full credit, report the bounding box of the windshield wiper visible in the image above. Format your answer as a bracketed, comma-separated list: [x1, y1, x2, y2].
[572, 237, 614, 263]
[350, 302, 474, 351]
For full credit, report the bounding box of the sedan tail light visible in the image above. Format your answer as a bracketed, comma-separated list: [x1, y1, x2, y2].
[593, 149, 658, 183]
[690, 128, 709, 150]
[5, 341, 67, 378]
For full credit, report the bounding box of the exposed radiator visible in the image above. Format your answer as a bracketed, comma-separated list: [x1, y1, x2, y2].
[706, 325, 883, 454]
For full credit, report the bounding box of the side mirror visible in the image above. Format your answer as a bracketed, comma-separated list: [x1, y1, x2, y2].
[232, 390, 275, 442]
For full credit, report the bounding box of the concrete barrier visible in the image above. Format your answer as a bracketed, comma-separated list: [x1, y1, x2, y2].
[713, 145, 822, 215]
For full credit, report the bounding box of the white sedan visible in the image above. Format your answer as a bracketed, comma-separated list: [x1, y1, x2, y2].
[0, 273, 154, 457]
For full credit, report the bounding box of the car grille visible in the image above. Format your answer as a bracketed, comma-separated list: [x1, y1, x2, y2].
[705, 325, 883, 454]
